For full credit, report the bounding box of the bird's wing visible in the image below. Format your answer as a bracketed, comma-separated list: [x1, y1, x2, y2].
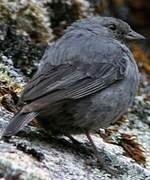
[20, 62, 127, 113]
[19, 38, 127, 112]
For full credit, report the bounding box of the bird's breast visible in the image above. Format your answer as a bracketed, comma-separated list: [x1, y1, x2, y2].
[125, 53, 139, 103]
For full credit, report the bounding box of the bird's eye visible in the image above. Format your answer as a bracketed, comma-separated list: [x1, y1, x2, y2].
[109, 24, 117, 31]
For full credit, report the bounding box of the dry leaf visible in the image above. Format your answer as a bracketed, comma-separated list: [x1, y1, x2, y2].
[120, 133, 146, 165]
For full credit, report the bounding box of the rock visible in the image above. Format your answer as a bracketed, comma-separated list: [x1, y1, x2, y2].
[0, 0, 52, 43]
[0, 54, 24, 83]
[0, 28, 46, 77]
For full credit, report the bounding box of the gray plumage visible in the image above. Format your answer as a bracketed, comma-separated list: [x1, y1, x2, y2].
[3, 16, 144, 137]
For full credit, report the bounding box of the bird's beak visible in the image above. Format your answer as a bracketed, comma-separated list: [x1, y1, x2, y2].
[125, 30, 145, 41]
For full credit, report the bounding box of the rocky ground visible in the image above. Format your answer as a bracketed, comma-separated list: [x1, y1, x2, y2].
[0, 0, 150, 179]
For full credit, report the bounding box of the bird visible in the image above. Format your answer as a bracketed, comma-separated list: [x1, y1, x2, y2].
[3, 16, 144, 171]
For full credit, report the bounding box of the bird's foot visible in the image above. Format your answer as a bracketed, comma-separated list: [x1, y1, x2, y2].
[97, 157, 120, 177]
[67, 133, 123, 176]
[85, 131, 122, 177]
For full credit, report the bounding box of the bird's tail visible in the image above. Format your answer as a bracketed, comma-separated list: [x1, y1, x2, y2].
[3, 111, 37, 137]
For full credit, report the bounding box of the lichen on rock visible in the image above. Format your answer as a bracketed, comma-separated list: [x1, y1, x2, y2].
[0, 0, 52, 43]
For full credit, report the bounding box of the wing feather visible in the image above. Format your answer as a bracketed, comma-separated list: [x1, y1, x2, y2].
[19, 37, 127, 112]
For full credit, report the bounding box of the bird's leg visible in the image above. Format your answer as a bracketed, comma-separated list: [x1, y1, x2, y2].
[66, 134, 81, 146]
[85, 131, 119, 176]
[85, 131, 105, 167]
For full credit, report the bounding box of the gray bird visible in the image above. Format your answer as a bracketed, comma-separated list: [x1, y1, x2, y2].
[3, 16, 144, 170]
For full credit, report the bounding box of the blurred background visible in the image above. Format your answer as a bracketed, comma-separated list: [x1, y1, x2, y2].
[0, 0, 149, 78]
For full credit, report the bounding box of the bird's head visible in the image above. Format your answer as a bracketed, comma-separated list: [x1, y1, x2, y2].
[91, 16, 145, 43]
[71, 16, 145, 43]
